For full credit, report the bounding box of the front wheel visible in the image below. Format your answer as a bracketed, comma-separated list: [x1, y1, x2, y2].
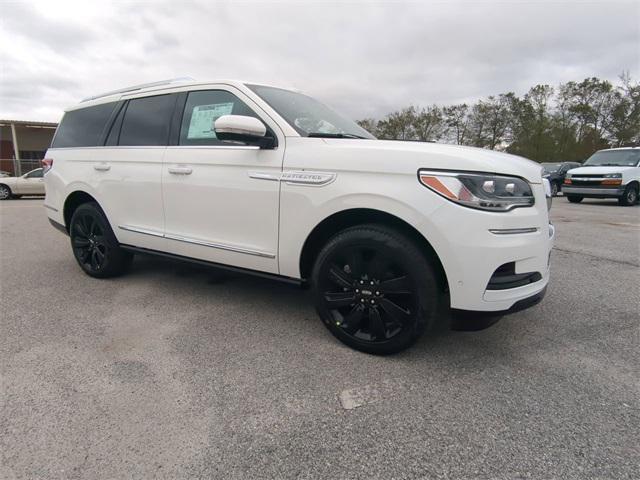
[551, 182, 559, 197]
[618, 184, 638, 206]
[69, 202, 133, 278]
[567, 195, 583, 203]
[311, 225, 441, 355]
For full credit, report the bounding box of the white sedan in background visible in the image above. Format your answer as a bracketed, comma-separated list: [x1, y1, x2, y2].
[0, 168, 46, 200]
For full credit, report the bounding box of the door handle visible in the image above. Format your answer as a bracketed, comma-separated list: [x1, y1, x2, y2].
[94, 164, 110, 171]
[168, 166, 193, 175]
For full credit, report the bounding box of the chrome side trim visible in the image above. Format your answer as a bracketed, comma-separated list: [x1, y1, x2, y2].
[166, 145, 260, 150]
[119, 225, 275, 259]
[248, 171, 280, 181]
[164, 233, 276, 259]
[118, 225, 164, 238]
[489, 227, 539, 235]
[281, 170, 336, 186]
[44, 204, 58, 212]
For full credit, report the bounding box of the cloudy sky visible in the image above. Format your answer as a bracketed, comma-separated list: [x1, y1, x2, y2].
[1, 0, 638, 122]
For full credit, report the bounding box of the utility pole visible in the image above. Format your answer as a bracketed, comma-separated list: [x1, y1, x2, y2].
[10, 122, 21, 176]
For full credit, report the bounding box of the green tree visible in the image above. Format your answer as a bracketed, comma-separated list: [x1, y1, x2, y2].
[443, 104, 469, 145]
[376, 107, 417, 140]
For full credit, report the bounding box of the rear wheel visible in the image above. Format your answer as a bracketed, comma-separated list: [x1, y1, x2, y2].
[618, 184, 638, 206]
[551, 182, 559, 197]
[69, 202, 133, 278]
[311, 225, 441, 355]
[0, 185, 11, 200]
[567, 195, 583, 203]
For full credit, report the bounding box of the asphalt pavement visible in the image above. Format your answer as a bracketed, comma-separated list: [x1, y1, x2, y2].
[1, 197, 638, 479]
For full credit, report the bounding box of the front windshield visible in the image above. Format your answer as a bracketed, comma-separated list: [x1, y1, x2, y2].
[584, 150, 640, 167]
[541, 163, 561, 172]
[247, 84, 375, 139]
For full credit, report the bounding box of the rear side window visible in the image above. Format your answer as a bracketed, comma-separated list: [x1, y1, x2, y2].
[179, 90, 261, 146]
[118, 94, 176, 146]
[52, 102, 117, 148]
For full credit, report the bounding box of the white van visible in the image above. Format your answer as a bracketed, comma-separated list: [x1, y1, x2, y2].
[43, 78, 554, 354]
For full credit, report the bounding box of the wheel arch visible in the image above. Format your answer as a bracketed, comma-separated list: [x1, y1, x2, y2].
[298, 208, 449, 293]
[63, 190, 100, 232]
[625, 180, 639, 190]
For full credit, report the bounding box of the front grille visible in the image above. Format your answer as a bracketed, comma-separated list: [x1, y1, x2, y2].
[570, 180, 602, 187]
[487, 262, 542, 290]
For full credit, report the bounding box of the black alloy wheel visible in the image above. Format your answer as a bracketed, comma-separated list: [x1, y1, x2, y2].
[312, 225, 440, 354]
[69, 202, 132, 278]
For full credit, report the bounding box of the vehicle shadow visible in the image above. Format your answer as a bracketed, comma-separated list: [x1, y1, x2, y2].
[128, 253, 502, 348]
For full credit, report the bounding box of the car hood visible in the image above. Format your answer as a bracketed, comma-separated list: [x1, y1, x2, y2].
[567, 166, 636, 175]
[318, 139, 544, 184]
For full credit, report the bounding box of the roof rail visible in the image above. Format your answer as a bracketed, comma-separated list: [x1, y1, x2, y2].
[81, 77, 195, 103]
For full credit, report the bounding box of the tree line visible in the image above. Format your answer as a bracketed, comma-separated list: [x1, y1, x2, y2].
[356, 74, 640, 163]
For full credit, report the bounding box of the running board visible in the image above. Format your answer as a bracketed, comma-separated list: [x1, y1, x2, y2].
[120, 244, 304, 287]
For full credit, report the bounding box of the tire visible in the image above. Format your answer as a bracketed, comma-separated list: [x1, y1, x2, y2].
[618, 184, 638, 206]
[0, 184, 11, 200]
[69, 202, 133, 278]
[567, 195, 583, 203]
[551, 182, 559, 197]
[311, 224, 441, 355]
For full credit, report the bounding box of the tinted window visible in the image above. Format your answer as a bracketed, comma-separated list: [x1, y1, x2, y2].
[105, 103, 126, 146]
[179, 90, 261, 146]
[52, 102, 117, 148]
[119, 94, 175, 146]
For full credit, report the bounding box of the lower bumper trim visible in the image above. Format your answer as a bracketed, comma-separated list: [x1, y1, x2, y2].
[452, 286, 547, 319]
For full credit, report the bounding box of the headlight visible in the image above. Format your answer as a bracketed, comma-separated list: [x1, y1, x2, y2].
[418, 170, 535, 212]
[603, 173, 622, 178]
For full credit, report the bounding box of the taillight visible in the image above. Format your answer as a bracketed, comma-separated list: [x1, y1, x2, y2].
[42, 158, 53, 173]
[564, 178, 571, 184]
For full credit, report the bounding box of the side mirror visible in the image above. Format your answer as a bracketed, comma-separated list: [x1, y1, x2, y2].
[214, 115, 275, 149]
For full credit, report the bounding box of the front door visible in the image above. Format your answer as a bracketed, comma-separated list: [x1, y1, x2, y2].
[161, 88, 284, 274]
[17, 168, 45, 194]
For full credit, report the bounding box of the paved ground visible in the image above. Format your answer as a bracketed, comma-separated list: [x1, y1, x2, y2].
[1, 197, 638, 479]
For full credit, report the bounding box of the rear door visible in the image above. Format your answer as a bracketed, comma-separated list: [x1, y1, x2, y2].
[96, 93, 177, 251]
[161, 87, 284, 273]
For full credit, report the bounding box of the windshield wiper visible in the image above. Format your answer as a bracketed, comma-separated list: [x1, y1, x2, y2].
[307, 132, 367, 139]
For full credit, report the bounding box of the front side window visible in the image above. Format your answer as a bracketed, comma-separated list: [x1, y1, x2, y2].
[25, 168, 43, 178]
[247, 84, 375, 139]
[119, 94, 176, 146]
[52, 102, 117, 148]
[584, 150, 640, 167]
[179, 90, 262, 146]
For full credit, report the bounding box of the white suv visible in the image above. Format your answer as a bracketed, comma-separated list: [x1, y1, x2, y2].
[563, 147, 640, 206]
[43, 79, 554, 354]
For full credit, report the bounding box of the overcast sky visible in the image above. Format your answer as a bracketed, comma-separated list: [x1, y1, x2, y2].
[1, 0, 638, 122]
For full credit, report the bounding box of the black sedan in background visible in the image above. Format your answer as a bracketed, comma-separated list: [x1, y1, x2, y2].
[541, 162, 582, 196]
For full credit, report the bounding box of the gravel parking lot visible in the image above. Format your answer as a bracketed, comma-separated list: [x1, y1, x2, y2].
[1, 197, 638, 479]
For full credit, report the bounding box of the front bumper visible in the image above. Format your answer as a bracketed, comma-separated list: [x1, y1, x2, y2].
[420, 183, 554, 313]
[562, 185, 624, 197]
